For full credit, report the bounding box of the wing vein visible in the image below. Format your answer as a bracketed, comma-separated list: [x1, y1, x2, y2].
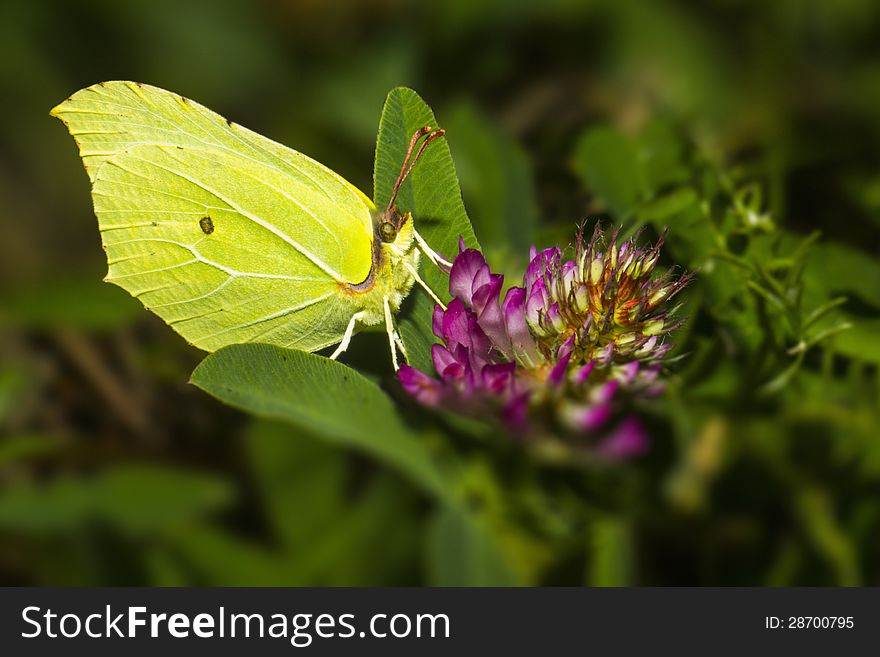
[148, 277, 234, 309]
[104, 237, 323, 281]
[177, 149, 343, 252]
[125, 152, 346, 282]
[107, 259, 198, 280]
[196, 292, 335, 342]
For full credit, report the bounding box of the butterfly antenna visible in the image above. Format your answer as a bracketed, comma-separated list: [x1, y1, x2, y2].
[385, 126, 446, 213]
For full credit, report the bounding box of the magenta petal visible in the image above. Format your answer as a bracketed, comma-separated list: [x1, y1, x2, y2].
[397, 364, 427, 390]
[545, 303, 564, 333]
[640, 363, 661, 384]
[596, 379, 620, 403]
[470, 263, 492, 299]
[439, 299, 471, 351]
[502, 286, 540, 365]
[398, 365, 443, 406]
[449, 249, 487, 305]
[438, 301, 491, 363]
[620, 361, 640, 384]
[432, 304, 445, 339]
[525, 280, 547, 328]
[578, 401, 613, 430]
[502, 392, 531, 432]
[472, 276, 512, 357]
[440, 361, 466, 381]
[547, 350, 572, 387]
[453, 306, 493, 359]
[574, 360, 596, 384]
[561, 260, 577, 296]
[597, 417, 650, 459]
[557, 335, 575, 360]
[524, 246, 561, 291]
[451, 344, 479, 391]
[481, 362, 516, 393]
[471, 273, 503, 314]
[431, 343, 459, 377]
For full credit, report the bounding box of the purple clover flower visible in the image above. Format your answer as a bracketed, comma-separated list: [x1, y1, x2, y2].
[399, 225, 692, 459]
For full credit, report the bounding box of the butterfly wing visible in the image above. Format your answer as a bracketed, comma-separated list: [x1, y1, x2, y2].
[52, 82, 375, 352]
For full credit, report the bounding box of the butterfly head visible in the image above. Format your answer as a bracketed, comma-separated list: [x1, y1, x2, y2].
[378, 219, 399, 243]
[377, 125, 445, 245]
[376, 203, 410, 244]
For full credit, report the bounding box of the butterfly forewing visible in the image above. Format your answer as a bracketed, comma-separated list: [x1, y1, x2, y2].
[53, 82, 377, 353]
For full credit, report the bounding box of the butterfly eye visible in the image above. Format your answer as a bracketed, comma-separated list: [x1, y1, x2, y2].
[379, 221, 398, 243]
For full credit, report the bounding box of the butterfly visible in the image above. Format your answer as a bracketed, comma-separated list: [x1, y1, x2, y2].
[51, 81, 450, 370]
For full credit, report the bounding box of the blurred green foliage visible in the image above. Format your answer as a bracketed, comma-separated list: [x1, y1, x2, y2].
[1, 0, 879, 586]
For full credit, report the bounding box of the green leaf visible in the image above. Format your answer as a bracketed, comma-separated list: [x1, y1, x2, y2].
[586, 516, 635, 586]
[0, 465, 232, 535]
[794, 485, 860, 586]
[806, 242, 880, 309]
[426, 504, 517, 586]
[274, 473, 420, 586]
[161, 419, 422, 586]
[572, 126, 647, 218]
[445, 101, 538, 253]
[98, 466, 233, 534]
[637, 118, 691, 191]
[831, 317, 880, 364]
[309, 40, 417, 148]
[245, 419, 349, 549]
[374, 87, 479, 372]
[399, 294, 442, 374]
[157, 523, 281, 586]
[190, 344, 449, 500]
[803, 297, 848, 331]
[0, 481, 87, 534]
[638, 187, 699, 224]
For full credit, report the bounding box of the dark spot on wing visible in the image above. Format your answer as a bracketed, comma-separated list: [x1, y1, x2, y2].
[151, 221, 158, 227]
[199, 216, 215, 235]
[226, 118, 233, 127]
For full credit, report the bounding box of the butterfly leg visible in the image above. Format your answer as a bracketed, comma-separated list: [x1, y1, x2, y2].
[329, 310, 367, 360]
[413, 228, 453, 270]
[404, 261, 447, 310]
[383, 295, 408, 371]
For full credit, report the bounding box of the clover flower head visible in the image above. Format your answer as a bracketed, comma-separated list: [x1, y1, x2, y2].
[399, 225, 692, 460]
[524, 224, 692, 366]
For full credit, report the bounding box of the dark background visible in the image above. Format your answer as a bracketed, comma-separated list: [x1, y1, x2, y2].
[0, 0, 878, 585]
